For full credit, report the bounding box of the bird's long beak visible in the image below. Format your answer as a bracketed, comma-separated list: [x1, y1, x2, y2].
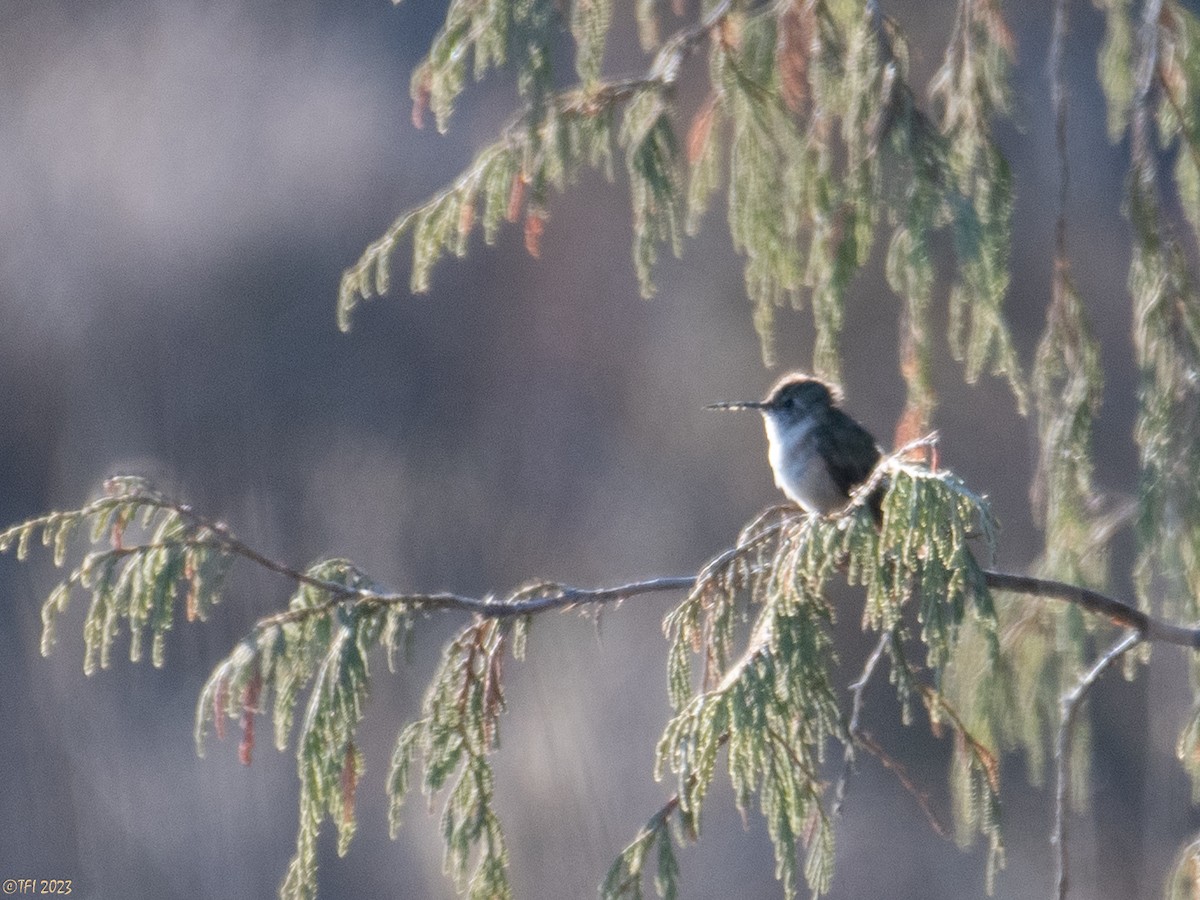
[706, 401, 767, 411]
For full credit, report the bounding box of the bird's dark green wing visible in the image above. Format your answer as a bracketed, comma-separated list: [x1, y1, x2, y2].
[816, 409, 882, 496]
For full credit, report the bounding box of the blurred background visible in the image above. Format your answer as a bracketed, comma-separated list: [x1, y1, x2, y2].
[1, 1, 1196, 897]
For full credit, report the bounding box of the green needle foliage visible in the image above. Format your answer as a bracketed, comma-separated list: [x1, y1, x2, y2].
[1095, 0, 1136, 141]
[389, 615, 529, 900]
[605, 463, 1002, 899]
[0, 476, 233, 673]
[196, 560, 388, 900]
[1131, 1, 1200, 625]
[1166, 835, 1200, 899]
[1127, 2, 1200, 816]
[932, 0, 1024, 409]
[337, 0, 1031, 410]
[4, 461, 1006, 900]
[406, 0, 556, 134]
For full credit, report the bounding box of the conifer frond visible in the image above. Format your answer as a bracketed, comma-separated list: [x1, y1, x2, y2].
[807, 7, 885, 383]
[405, 0, 556, 133]
[192, 553, 526, 900]
[283, 614, 371, 889]
[884, 210, 938, 438]
[338, 88, 627, 330]
[1127, 2, 1200, 635]
[705, 2, 892, 371]
[620, 89, 684, 297]
[657, 584, 841, 897]
[210, 552, 522, 900]
[1129, 177, 1200, 791]
[1158, 2, 1200, 258]
[572, 0, 613, 85]
[635, 0, 663, 52]
[341, 0, 1033, 402]
[1032, 274, 1106, 590]
[941, 693, 1005, 888]
[878, 619, 1006, 886]
[0, 476, 234, 672]
[1007, 262, 1109, 803]
[341, 0, 740, 329]
[930, 0, 1027, 413]
[1166, 834, 1200, 899]
[193, 560, 389, 900]
[684, 94, 723, 236]
[966, 594, 1090, 804]
[649, 460, 999, 898]
[1094, 0, 1137, 140]
[387, 616, 523, 900]
[600, 797, 680, 900]
[872, 59, 944, 437]
[717, 11, 809, 363]
[858, 638, 1000, 886]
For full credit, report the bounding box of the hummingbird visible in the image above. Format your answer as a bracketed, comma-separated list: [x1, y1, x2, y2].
[708, 373, 884, 522]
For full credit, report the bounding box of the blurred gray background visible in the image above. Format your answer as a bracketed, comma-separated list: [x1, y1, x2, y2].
[1, 1, 1196, 897]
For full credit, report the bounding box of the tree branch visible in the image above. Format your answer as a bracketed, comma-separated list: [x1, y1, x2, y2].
[139, 488, 1200, 646]
[1053, 629, 1143, 900]
[252, 575, 697, 630]
[981, 570, 1198, 647]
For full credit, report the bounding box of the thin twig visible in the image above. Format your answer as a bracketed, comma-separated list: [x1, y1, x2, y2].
[916, 682, 1000, 794]
[1053, 629, 1143, 900]
[855, 729, 952, 839]
[835, 630, 890, 813]
[96, 538, 228, 558]
[836, 629, 955, 839]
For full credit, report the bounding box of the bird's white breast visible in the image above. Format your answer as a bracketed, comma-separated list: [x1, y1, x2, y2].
[763, 413, 846, 514]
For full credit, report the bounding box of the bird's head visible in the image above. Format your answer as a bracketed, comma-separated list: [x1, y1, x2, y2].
[707, 373, 840, 425]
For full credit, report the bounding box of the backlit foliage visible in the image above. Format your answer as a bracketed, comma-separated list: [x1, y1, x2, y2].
[0, 476, 232, 673]
[605, 462, 1003, 898]
[195, 560, 388, 900]
[388, 615, 530, 900]
[337, 0, 1030, 412]
[1166, 835, 1200, 899]
[1123, 0, 1200, 799]
[5, 462, 1005, 900]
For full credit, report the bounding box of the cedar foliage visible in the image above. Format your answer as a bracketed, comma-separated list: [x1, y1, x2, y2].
[8, 0, 1200, 898]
